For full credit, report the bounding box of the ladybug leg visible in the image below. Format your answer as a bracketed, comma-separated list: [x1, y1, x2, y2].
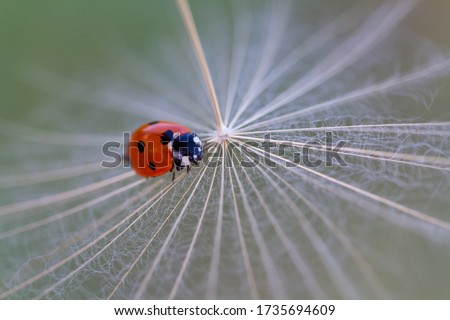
[171, 162, 176, 182]
[187, 165, 191, 173]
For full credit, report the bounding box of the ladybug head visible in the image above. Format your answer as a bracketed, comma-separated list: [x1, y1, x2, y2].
[172, 132, 203, 168]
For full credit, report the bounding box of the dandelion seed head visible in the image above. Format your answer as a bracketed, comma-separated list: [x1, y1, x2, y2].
[1, 0, 450, 299]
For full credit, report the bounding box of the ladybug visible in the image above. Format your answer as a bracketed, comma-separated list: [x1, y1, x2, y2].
[128, 121, 203, 181]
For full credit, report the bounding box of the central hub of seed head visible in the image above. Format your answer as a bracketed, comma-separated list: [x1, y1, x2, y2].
[211, 123, 233, 145]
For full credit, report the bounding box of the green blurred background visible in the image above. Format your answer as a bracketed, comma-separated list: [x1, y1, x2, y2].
[1, 0, 449, 125]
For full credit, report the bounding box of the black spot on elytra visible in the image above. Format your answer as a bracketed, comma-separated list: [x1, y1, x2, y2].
[148, 121, 159, 126]
[160, 130, 173, 145]
[148, 161, 156, 170]
[138, 141, 145, 153]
